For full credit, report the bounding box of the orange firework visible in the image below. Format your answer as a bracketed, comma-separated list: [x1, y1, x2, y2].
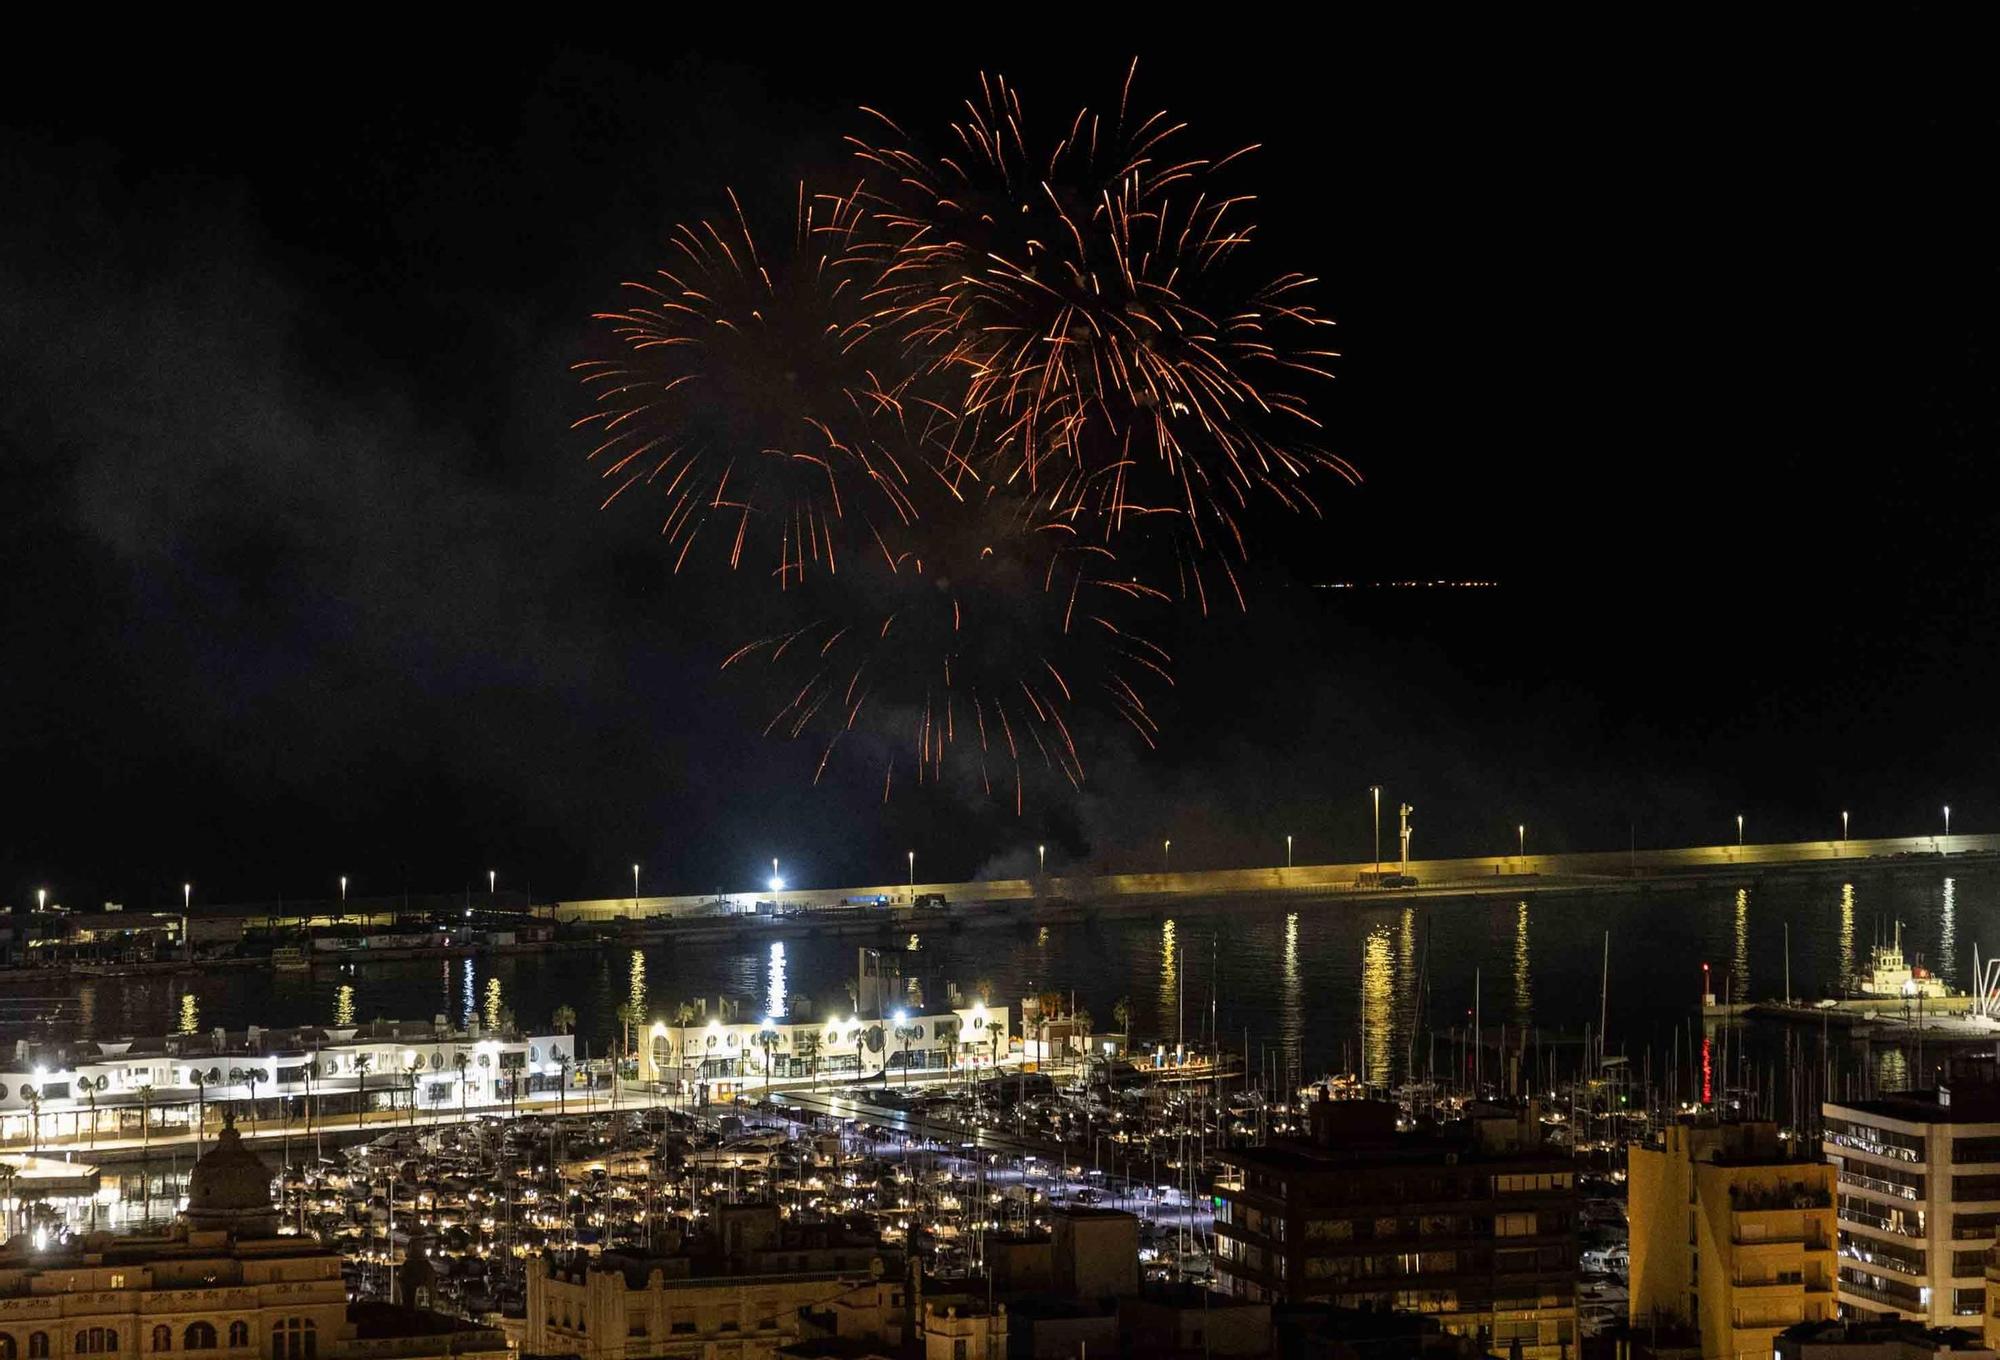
[850, 62, 1357, 609]
[575, 68, 1352, 806]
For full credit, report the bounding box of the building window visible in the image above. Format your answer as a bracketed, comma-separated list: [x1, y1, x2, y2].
[226, 1327, 246, 1351]
[75, 1332, 118, 1356]
[953, 1342, 967, 1360]
[29, 1338, 48, 1359]
[185, 1324, 217, 1351]
[2, 1336, 17, 1360]
[270, 1321, 314, 1360]
[1495, 1213, 1537, 1237]
[153, 1328, 172, 1353]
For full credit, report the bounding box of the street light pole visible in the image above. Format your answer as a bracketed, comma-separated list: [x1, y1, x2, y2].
[1370, 786, 1382, 883]
[1285, 834, 1292, 869]
[907, 850, 915, 894]
[1736, 815, 1743, 848]
[1163, 840, 1172, 874]
[1038, 844, 1046, 876]
[488, 869, 496, 896]
[632, 863, 640, 902]
[1945, 805, 1952, 849]
[1842, 810, 1849, 844]
[1517, 824, 1525, 858]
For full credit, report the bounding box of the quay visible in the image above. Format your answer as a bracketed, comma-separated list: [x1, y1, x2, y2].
[543, 832, 2000, 924]
[4, 834, 1991, 983]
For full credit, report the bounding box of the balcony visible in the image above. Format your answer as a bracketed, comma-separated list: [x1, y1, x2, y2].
[1839, 1205, 1925, 1238]
[1838, 1170, 1921, 1201]
[1837, 1279, 1925, 1315]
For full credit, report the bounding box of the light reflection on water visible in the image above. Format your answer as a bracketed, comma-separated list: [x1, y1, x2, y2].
[1733, 888, 1751, 1001]
[11, 868, 1997, 1091]
[1942, 878, 1957, 984]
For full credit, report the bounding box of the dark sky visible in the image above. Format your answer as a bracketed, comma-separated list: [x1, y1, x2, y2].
[3, 25, 1994, 909]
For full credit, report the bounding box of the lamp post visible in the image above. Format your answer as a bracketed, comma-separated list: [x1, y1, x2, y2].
[488, 869, 496, 896]
[339, 875, 347, 926]
[1736, 815, 1743, 848]
[1842, 810, 1849, 844]
[1517, 824, 1525, 858]
[1038, 844, 1046, 876]
[36, 888, 46, 913]
[632, 863, 640, 901]
[1285, 834, 1293, 869]
[1163, 840, 1172, 874]
[1370, 786, 1382, 883]
[908, 849, 915, 894]
[1945, 805, 1952, 849]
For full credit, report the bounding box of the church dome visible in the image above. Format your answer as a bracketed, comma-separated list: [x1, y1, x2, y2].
[183, 1112, 278, 1236]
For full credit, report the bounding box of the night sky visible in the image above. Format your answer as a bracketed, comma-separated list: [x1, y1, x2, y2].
[4, 28, 1994, 909]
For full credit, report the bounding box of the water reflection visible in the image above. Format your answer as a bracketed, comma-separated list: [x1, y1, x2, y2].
[1159, 919, 1178, 1028]
[178, 993, 199, 1036]
[1840, 883, 1856, 986]
[1877, 1047, 1909, 1093]
[629, 950, 648, 1023]
[1281, 912, 1302, 1084]
[334, 984, 355, 1028]
[768, 942, 788, 1020]
[461, 960, 476, 1027]
[1512, 902, 1533, 1028]
[483, 977, 503, 1032]
[1360, 924, 1393, 1089]
[1732, 888, 1751, 1000]
[1942, 878, 1957, 984]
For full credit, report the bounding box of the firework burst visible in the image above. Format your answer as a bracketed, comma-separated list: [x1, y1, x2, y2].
[575, 68, 1350, 806]
[851, 62, 1357, 605]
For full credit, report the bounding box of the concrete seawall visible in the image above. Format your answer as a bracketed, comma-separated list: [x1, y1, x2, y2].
[544, 833, 2000, 922]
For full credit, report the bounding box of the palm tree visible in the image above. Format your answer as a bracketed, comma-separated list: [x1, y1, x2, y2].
[615, 1002, 641, 1068]
[353, 1053, 372, 1131]
[754, 1026, 780, 1090]
[1112, 997, 1133, 1038]
[552, 1005, 577, 1035]
[241, 1068, 264, 1132]
[793, 1030, 821, 1090]
[136, 1081, 154, 1164]
[454, 1052, 471, 1122]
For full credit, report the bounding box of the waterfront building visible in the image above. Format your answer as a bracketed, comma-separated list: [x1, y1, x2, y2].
[1823, 1057, 2000, 1328]
[1627, 1119, 1837, 1359]
[0, 1021, 577, 1152]
[639, 1004, 1009, 1096]
[1213, 1096, 1578, 1360]
[1775, 1317, 1995, 1356]
[525, 1205, 906, 1360]
[0, 1114, 507, 1360]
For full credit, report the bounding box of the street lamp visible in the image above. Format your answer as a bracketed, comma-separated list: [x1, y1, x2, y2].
[908, 849, 915, 893]
[1163, 839, 1172, 873]
[1842, 810, 1849, 843]
[1945, 805, 1952, 848]
[37, 888, 46, 913]
[1370, 786, 1382, 882]
[488, 869, 496, 895]
[1285, 833, 1293, 869]
[183, 882, 191, 911]
[632, 863, 640, 900]
[1736, 815, 1743, 848]
[1517, 824, 1525, 857]
[1038, 844, 1046, 876]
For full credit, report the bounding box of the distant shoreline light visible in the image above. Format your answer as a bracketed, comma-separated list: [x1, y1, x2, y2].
[1315, 580, 1500, 589]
